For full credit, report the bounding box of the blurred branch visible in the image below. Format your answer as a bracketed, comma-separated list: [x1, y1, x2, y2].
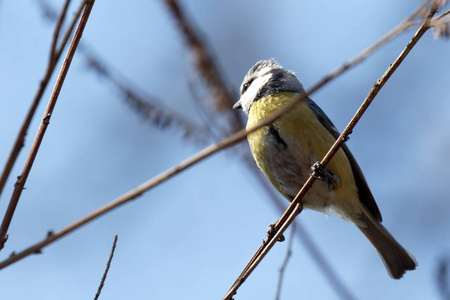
[0, 0, 86, 199]
[0, 0, 95, 251]
[432, 9, 450, 21]
[163, 0, 244, 135]
[163, 1, 358, 298]
[35, 0, 214, 146]
[223, 7, 439, 300]
[79, 45, 213, 144]
[437, 255, 450, 300]
[94, 235, 118, 300]
[0, 0, 444, 277]
[187, 78, 225, 140]
[431, 9, 450, 38]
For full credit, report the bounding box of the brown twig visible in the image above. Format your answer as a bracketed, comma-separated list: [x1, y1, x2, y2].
[0, 0, 87, 199]
[432, 8, 450, 22]
[166, 2, 427, 298]
[223, 7, 439, 300]
[35, 0, 215, 146]
[431, 9, 450, 38]
[94, 235, 118, 300]
[165, 0, 358, 294]
[0, 1, 440, 271]
[0, 0, 95, 251]
[49, 0, 71, 65]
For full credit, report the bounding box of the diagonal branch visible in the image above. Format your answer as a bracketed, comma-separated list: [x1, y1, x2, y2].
[94, 235, 118, 300]
[164, 2, 427, 298]
[49, 0, 71, 65]
[0, 0, 443, 271]
[223, 7, 439, 300]
[0, 0, 96, 251]
[0, 0, 87, 199]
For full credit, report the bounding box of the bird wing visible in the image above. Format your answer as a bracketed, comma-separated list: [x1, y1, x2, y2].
[305, 98, 382, 221]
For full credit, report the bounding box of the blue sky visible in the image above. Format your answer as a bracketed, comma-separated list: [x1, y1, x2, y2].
[1, 0, 450, 299]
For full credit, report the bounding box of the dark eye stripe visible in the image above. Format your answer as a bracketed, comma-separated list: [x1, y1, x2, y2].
[241, 78, 254, 94]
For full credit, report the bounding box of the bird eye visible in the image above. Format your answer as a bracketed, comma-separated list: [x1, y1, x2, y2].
[241, 79, 253, 94]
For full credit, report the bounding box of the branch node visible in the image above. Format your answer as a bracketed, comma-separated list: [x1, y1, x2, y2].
[14, 175, 22, 188]
[43, 114, 51, 125]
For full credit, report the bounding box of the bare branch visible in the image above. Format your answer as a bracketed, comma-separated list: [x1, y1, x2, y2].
[0, 0, 444, 271]
[0, 0, 87, 199]
[94, 235, 118, 300]
[431, 9, 450, 38]
[0, 0, 96, 251]
[223, 7, 439, 299]
[36, 0, 215, 145]
[49, 0, 71, 65]
[163, 1, 427, 298]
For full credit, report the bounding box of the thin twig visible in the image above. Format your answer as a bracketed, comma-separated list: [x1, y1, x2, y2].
[0, 0, 87, 199]
[432, 8, 450, 22]
[0, 0, 95, 251]
[54, 1, 89, 59]
[35, 0, 214, 146]
[223, 7, 439, 300]
[274, 223, 295, 300]
[49, 0, 71, 65]
[0, 1, 442, 270]
[249, 165, 357, 300]
[167, 2, 426, 298]
[94, 235, 118, 300]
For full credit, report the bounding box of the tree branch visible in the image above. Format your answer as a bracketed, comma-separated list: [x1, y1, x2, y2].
[94, 235, 118, 300]
[0, 1, 443, 272]
[0, 0, 87, 199]
[0, 0, 95, 251]
[223, 7, 439, 299]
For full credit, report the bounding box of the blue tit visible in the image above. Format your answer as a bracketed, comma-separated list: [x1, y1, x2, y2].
[233, 59, 417, 279]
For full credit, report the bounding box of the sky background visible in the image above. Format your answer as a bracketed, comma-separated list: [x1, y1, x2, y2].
[1, 0, 450, 299]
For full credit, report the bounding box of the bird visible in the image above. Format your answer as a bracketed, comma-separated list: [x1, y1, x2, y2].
[233, 59, 417, 279]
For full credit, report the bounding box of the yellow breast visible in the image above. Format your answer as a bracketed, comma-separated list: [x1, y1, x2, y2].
[246, 92, 361, 218]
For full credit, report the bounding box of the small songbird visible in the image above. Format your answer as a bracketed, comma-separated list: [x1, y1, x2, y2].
[233, 59, 417, 279]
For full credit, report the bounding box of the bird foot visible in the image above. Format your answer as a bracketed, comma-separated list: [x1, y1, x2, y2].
[310, 162, 341, 186]
[266, 223, 285, 242]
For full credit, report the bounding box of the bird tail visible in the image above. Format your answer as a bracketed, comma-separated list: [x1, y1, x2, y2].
[357, 207, 417, 279]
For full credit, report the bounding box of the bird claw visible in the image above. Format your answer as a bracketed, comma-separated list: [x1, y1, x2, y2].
[310, 162, 341, 186]
[266, 223, 285, 242]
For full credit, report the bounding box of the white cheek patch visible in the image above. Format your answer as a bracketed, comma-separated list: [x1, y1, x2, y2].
[239, 72, 273, 114]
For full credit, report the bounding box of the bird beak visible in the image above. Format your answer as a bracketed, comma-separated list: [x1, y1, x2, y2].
[232, 100, 242, 109]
